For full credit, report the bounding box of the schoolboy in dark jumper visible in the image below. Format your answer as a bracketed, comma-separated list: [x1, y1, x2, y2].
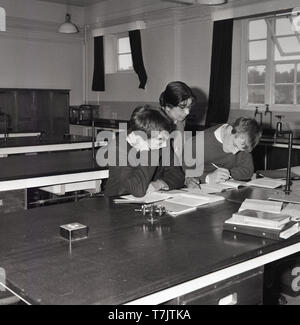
[97, 105, 185, 197]
[185, 117, 262, 186]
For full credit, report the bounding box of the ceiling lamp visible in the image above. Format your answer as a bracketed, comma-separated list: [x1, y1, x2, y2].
[58, 13, 79, 34]
[197, 0, 226, 4]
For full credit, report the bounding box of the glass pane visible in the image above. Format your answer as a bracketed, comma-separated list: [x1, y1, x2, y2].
[248, 85, 265, 104]
[275, 64, 295, 83]
[276, 18, 295, 36]
[297, 85, 300, 104]
[297, 64, 300, 82]
[274, 46, 300, 61]
[248, 65, 266, 84]
[118, 37, 131, 54]
[249, 40, 267, 60]
[275, 85, 294, 104]
[277, 36, 300, 55]
[118, 54, 133, 71]
[249, 19, 267, 40]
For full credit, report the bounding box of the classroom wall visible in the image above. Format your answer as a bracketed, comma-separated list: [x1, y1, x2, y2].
[0, 0, 84, 105]
[86, 15, 213, 123]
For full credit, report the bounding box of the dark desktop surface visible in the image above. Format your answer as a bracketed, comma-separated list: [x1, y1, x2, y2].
[1, 192, 299, 305]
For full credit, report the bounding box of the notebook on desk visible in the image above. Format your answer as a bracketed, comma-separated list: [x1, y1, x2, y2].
[197, 180, 247, 194]
[246, 177, 286, 189]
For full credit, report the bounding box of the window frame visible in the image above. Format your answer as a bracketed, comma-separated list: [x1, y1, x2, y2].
[240, 15, 300, 111]
[116, 33, 134, 73]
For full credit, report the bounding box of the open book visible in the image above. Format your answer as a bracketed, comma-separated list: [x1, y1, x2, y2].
[113, 192, 173, 204]
[198, 180, 247, 194]
[246, 177, 286, 189]
[160, 192, 224, 216]
[239, 199, 283, 214]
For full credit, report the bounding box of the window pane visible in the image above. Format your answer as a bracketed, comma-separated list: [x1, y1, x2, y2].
[118, 54, 133, 70]
[275, 85, 294, 104]
[297, 64, 300, 82]
[275, 64, 295, 83]
[249, 19, 267, 40]
[274, 46, 300, 61]
[249, 40, 267, 60]
[248, 65, 266, 84]
[297, 85, 300, 104]
[248, 85, 265, 104]
[276, 18, 295, 36]
[118, 37, 131, 54]
[277, 36, 300, 55]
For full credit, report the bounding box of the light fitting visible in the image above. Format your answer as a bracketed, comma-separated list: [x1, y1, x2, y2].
[58, 13, 79, 34]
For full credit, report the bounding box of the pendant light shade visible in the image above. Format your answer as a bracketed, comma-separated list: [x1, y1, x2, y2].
[58, 13, 79, 34]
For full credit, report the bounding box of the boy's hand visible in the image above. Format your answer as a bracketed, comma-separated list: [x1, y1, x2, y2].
[185, 177, 200, 189]
[206, 168, 230, 184]
[146, 180, 169, 194]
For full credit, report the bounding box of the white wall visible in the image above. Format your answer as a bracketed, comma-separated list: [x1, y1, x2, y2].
[0, 0, 84, 105]
[0, 37, 83, 104]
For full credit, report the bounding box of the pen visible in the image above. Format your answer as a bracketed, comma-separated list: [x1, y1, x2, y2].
[211, 163, 232, 180]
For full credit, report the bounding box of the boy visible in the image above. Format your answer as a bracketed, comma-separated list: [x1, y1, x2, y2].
[185, 117, 262, 186]
[97, 105, 185, 197]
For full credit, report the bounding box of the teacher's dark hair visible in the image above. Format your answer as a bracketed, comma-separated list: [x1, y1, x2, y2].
[159, 81, 195, 108]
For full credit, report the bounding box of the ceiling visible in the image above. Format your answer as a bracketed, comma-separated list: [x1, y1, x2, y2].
[37, 0, 108, 7]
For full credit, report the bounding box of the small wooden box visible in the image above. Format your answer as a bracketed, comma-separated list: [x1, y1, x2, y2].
[60, 223, 89, 241]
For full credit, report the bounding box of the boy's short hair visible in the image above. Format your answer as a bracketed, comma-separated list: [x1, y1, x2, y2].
[231, 117, 262, 151]
[129, 105, 174, 138]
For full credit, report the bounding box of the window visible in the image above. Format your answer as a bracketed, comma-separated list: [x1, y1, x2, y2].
[241, 13, 300, 109]
[117, 35, 133, 71]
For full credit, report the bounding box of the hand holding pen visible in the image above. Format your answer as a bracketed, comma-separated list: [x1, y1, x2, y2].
[208, 163, 231, 183]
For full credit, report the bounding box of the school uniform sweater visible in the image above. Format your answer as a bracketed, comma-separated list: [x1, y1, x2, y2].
[98, 134, 185, 197]
[185, 124, 254, 182]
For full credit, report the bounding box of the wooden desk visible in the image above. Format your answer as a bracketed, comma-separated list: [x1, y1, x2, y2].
[0, 150, 108, 192]
[0, 188, 299, 305]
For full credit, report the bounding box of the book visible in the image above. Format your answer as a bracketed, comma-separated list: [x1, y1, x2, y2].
[239, 199, 283, 214]
[232, 209, 291, 229]
[159, 201, 197, 217]
[197, 181, 246, 194]
[169, 189, 225, 203]
[113, 192, 173, 204]
[223, 218, 300, 240]
[246, 177, 286, 189]
[281, 203, 300, 222]
[219, 179, 248, 188]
